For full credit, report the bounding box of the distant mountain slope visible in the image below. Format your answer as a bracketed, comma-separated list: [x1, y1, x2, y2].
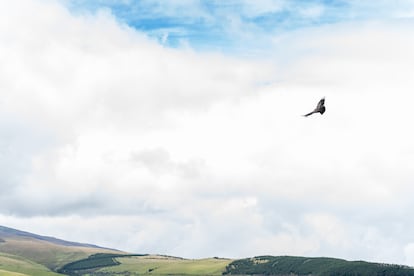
[0, 225, 124, 272]
[0, 225, 111, 249]
[224, 255, 414, 276]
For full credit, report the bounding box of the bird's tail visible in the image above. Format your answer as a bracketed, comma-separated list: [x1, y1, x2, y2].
[303, 111, 314, 117]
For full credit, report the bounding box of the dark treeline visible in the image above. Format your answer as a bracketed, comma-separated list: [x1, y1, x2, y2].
[224, 256, 414, 276]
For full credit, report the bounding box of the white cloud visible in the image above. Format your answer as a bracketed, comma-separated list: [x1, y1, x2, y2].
[1, 0, 414, 266]
[405, 243, 414, 265]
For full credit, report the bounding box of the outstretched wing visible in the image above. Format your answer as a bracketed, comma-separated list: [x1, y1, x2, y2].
[316, 97, 325, 110]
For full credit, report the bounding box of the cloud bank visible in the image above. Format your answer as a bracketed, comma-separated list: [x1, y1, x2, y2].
[1, 0, 414, 266]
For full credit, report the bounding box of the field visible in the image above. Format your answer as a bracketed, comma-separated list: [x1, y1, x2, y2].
[95, 255, 233, 275]
[0, 252, 62, 276]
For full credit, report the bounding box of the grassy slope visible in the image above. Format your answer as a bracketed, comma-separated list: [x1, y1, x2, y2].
[224, 255, 414, 275]
[0, 252, 63, 276]
[97, 255, 232, 275]
[0, 237, 123, 271]
[0, 270, 28, 276]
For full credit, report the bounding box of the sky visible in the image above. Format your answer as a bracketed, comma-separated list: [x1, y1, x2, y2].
[1, 0, 414, 266]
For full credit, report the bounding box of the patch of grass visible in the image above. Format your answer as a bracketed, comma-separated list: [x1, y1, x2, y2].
[0, 252, 63, 276]
[96, 255, 232, 275]
[0, 269, 29, 276]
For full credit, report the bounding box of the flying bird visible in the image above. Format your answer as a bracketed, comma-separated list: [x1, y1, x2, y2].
[304, 97, 326, 117]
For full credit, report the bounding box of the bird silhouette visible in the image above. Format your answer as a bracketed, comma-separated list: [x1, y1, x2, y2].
[304, 97, 325, 117]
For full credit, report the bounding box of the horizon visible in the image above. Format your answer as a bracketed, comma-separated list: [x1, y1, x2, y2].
[1, 0, 414, 266]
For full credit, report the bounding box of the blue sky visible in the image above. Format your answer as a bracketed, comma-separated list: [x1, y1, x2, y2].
[63, 0, 381, 51]
[64, 0, 414, 52]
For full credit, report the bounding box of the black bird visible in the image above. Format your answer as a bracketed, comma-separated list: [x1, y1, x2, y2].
[304, 97, 326, 117]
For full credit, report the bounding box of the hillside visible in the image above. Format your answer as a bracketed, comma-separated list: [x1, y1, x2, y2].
[104, 255, 232, 275]
[0, 252, 62, 276]
[1, 225, 414, 275]
[0, 225, 123, 272]
[54, 254, 414, 276]
[0, 226, 110, 248]
[224, 255, 414, 276]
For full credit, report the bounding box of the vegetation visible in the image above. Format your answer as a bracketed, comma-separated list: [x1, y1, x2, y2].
[58, 253, 147, 275]
[3, 225, 414, 276]
[86, 255, 232, 275]
[0, 237, 123, 271]
[224, 255, 414, 276]
[0, 270, 29, 276]
[0, 252, 63, 276]
[58, 253, 120, 274]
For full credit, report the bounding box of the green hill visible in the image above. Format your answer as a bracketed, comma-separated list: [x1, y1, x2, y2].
[224, 255, 414, 276]
[0, 226, 123, 274]
[89, 254, 232, 275]
[53, 254, 414, 276]
[1, 225, 414, 276]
